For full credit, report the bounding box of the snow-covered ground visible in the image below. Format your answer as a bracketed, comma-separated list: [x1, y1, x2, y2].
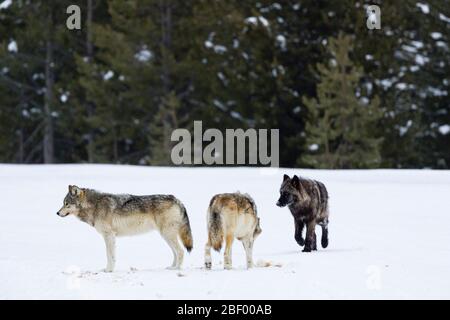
[0, 165, 449, 299]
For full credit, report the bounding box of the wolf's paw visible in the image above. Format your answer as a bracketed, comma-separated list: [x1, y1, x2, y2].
[224, 264, 232, 270]
[102, 268, 114, 273]
[296, 238, 305, 246]
[205, 262, 212, 270]
[166, 266, 180, 270]
[321, 238, 329, 248]
[302, 247, 312, 253]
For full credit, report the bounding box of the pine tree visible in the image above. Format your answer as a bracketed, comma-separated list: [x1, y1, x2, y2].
[0, 1, 77, 163]
[0, 1, 447, 168]
[302, 33, 382, 169]
[76, 0, 197, 164]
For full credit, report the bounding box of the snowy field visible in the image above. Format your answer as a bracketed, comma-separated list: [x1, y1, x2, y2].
[0, 164, 449, 299]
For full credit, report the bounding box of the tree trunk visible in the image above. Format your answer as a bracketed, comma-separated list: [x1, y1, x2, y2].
[86, 0, 95, 162]
[160, 0, 172, 92]
[160, 0, 174, 163]
[43, 9, 55, 164]
[17, 89, 25, 163]
[113, 125, 118, 163]
[17, 129, 24, 163]
[323, 110, 332, 169]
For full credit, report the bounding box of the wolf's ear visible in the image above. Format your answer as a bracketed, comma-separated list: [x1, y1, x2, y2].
[292, 175, 300, 188]
[69, 185, 83, 197]
[283, 174, 290, 182]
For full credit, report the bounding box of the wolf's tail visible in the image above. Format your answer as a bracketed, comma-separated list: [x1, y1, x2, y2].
[208, 208, 223, 252]
[179, 204, 193, 252]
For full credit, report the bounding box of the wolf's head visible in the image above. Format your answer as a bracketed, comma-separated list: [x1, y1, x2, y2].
[57, 185, 85, 217]
[276, 174, 301, 207]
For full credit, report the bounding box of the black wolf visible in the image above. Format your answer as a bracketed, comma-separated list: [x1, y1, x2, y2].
[276, 175, 329, 252]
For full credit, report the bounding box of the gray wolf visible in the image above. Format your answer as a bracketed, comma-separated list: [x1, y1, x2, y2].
[57, 185, 193, 272]
[204, 192, 262, 270]
[276, 175, 329, 252]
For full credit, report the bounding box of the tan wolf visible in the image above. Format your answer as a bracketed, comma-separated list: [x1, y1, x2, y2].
[57, 185, 193, 272]
[204, 192, 262, 270]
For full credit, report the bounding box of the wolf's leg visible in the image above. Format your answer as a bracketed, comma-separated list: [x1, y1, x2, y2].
[102, 233, 116, 272]
[162, 232, 184, 269]
[303, 221, 316, 253]
[242, 237, 254, 269]
[224, 234, 234, 270]
[294, 219, 305, 246]
[205, 240, 212, 269]
[321, 223, 329, 248]
[312, 232, 317, 251]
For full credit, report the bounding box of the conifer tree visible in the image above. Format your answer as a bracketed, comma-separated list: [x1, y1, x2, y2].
[302, 33, 382, 169]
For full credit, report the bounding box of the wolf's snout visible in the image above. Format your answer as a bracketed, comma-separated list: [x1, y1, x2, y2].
[56, 212, 60, 216]
[276, 200, 283, 207]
